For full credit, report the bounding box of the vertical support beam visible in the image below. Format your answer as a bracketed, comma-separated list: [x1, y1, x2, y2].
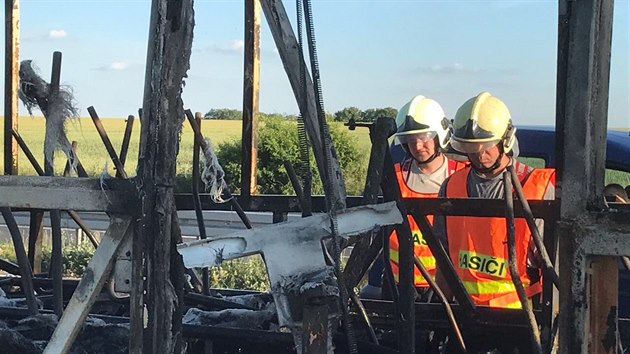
[28, 211, 44, 274]
[541, 221, 560, 353]
[555, 0, 613, 217]
[342, 118, 395, 288]
[47, 51, 64, 318]
[558, 222, 588, 354]
[3, 0, 19, 175]
[380, 148, 415, 353]
[138, 1, 194, 353]
[556, 1, 615, 353]
[240, 0, 260, 197]
[129, 221, 144, 354]
[192, 112, 209, 294]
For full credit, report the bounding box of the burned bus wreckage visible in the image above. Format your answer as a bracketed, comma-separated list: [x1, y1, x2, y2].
[0, 0, 628, 353]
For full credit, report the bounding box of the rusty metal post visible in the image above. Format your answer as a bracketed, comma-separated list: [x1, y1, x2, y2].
[4, 0, 19, 175]
[241, 0, 260, 198]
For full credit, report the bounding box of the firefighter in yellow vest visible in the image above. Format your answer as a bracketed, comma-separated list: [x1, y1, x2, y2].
[434, 92, 555, 310]
[388, 95, 465, 300]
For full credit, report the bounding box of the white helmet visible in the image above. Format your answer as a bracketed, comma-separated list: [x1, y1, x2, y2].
[451, 91, 517, 154]
[394, 95, 450, 149]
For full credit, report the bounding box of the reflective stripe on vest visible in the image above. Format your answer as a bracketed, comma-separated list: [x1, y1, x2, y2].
[389, 159, 466, 287]
[445, 166, 555, 308]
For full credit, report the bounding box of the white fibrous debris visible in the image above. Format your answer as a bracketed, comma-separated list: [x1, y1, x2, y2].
[200, 138, 228, 203]
[18, 60, 80, 175]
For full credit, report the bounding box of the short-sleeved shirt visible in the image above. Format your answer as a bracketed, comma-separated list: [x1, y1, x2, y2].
[399, 156, 451, 194]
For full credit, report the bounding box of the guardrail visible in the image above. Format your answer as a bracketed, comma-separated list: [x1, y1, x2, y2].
[0, 210, 303, 245]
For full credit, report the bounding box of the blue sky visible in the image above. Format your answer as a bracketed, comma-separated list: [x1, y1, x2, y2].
[4, 0, 629, 127]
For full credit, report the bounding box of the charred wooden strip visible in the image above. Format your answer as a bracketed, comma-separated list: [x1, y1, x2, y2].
[0, 175, 138, 213]
[118, 115, 135, 175]
[88, 106, 128, 179]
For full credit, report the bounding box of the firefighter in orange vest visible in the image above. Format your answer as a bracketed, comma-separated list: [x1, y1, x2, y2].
[434, 92, 555, 310]
[387, 95, 465, 300]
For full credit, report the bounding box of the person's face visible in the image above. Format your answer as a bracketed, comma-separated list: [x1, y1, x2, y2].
[468, 143, 501, 169]
[407, 135, 437, 163]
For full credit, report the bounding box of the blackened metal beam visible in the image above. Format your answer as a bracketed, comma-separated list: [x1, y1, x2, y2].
[175, 193, 558, 217]
[48, 51, 63, 319]
[0, 207, 38, 314]
[192, 113, 209, 295]
[343, 117, 395, 289]
[380, 148, 415, 353]
[556, 1, 615, 353]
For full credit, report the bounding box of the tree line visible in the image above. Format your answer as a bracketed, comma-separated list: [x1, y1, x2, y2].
[204, 106, 398, 122]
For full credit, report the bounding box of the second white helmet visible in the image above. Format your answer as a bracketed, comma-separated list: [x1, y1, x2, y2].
[394, 95, 450, 149]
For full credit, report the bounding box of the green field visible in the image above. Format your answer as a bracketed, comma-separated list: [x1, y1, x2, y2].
[1, 116, 628, 189]
[0, 115, 371, 179]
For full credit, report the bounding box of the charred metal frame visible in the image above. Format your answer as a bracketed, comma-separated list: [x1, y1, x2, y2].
[1, 0, 627, 353]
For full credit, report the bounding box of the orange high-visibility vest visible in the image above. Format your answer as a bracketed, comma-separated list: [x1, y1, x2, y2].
[445, 166, 555, 308]
[389, 159, 466, 287]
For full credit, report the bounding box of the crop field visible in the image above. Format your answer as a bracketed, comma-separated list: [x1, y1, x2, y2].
[0, 115, 371, 180]
[0, 116, 628, 188]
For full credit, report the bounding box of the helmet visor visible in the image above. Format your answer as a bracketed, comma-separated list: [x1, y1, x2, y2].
[396, 131, 437, 145]
[450, 138, 500, 154]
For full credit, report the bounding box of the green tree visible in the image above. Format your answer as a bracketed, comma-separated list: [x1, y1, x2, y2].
[361, 107, 398, 122]
[334, 107, 362, 122]
[204, 108, 243, 120]
[216, 117, 366, 196]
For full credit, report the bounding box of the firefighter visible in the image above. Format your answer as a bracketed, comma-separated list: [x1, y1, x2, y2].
[434, 91, 555, 310]
[387, 94, 465, 301]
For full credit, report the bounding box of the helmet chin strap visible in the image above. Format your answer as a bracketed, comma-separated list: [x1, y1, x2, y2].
[413, 149, 441, 165]
[408, 137, 442, 165]
[471, 149, 505, 175]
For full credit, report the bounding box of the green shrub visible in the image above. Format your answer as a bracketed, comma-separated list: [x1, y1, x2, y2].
[217, 117, 367, 196]
[0, 242, 93, 278]
[0, 242, 270, 291]
[208, 255, 270, 291]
